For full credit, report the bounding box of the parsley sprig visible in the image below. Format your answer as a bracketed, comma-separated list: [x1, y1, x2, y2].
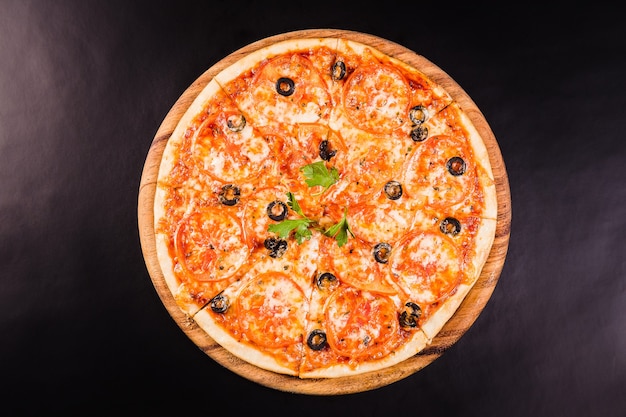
[300, 161, 339, 193]
[267, 192, 313, 244]
[323, 207, 354, 247]
[267, 162, 353, 247]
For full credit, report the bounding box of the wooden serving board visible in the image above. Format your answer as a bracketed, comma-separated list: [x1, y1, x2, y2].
[137, 29, 511, 395]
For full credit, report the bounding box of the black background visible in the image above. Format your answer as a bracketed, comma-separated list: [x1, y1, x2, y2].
[1, 1, 624, 416]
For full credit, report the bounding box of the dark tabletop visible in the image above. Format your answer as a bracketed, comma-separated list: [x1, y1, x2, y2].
[1, 1, 624, 415]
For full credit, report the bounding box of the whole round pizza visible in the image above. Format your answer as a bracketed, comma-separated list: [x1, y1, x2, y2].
[140, 30, 508, 387]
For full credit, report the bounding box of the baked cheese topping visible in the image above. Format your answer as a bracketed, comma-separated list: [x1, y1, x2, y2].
[154, 37, 497, 378]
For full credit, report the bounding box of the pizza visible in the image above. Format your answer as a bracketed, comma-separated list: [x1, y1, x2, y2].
[152, 35, 498, 379]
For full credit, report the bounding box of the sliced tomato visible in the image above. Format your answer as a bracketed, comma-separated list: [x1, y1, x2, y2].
[174, 207, 249, 281]
[235, 272, 307, 349]
[348, 190, 415, 244]
[294, 123, 348, 165]
[244, 53, 332, 126]
[342, 63, 411, 134]
[401, 134, 476, 209]
[357, 145, 404, 188]
[271, 123, 341, 183]
[191, 112, 274, 183]
[322, 237, 396, 294]
[241, 185, 289, 246]
[389, 230, 462, 304]
[324, 287, 398, 359]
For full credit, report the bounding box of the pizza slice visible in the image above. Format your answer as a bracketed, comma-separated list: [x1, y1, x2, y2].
[328, 38, 453, 140]
[387, 100, 497, 341]
[154, 79, 260, 316]
[299, 271, 431, 379]
[386, 210, 497, 341]
[193, 236, 320, 375]
[214, 37, 339, 128]
[402, 101, 497, 220]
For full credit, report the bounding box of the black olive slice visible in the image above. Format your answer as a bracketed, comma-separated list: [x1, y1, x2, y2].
[276, 77, 295, 96]
[264, 237, 288, 258]
[384, 180, 403, 200]
[266, 200, 288, 221]
[440, 217, 461, 236]
[307, 329, 328, 351]
[446, 156, 466, 176]
[319, 140, 337, 161]
[373, 242, 392, 264]
[226, 114, 246, 132]
[410, 125, 429, 142]
[331, 60, 346, 81]
[409, 105, 428, 125]
[316, 272, 339, 291]
[218, 184, 241, 206]
[209, 293, 230, 314]
[399, 302, 421, 328]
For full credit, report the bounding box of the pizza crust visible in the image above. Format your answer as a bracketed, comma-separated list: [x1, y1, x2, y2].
[454, 104, 498, 220]
[420, 217, 497, 340]
[214, 37, 340, 88]
[299, 328, 431, 379]
[193, 307, 300, 376]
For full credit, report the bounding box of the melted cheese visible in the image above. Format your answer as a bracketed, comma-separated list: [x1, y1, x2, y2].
[154, 37, 497, 379]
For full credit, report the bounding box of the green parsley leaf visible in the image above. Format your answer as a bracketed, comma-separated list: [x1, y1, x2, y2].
[268, 218, 312, 242]
[286, 191, 305, 217]
[300, 161, 339, 191]
[268, 187, 352, 246]
[324, 208, 354, 247]
[268, 192, 313, 244]
[293, 222, 313, 244]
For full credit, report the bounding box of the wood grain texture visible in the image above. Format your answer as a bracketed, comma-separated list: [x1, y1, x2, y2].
[137, 29, 511, 395]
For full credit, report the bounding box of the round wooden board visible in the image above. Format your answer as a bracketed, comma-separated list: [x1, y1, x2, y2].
[138, 29, 511, 395]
